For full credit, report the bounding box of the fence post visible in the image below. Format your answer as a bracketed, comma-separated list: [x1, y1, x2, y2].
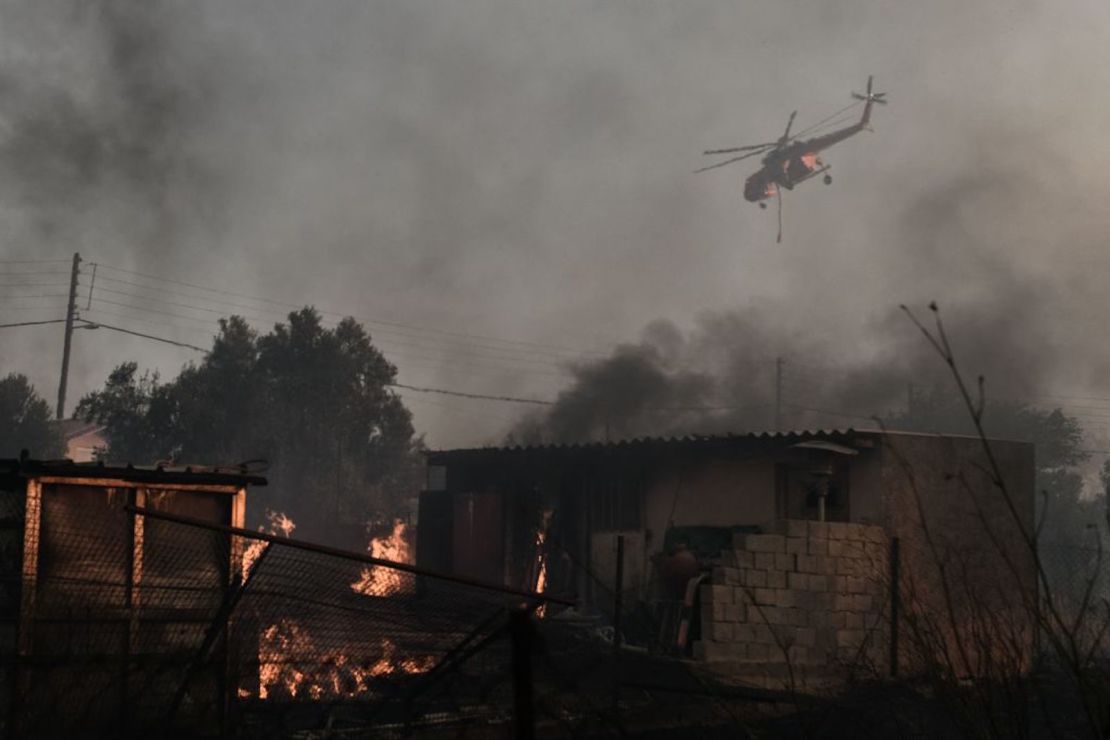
[612, 534, 624, 713]
[509, 609, 535, 740]
[889, 536, 900, 678]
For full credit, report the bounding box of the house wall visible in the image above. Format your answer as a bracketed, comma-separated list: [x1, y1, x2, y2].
[644, 457, 778, 532]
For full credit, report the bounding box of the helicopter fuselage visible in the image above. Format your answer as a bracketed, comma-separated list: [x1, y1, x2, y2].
[743, 121, 864, 202]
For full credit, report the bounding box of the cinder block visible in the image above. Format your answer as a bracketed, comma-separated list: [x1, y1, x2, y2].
[787, 645, 809, 665]
[775, 588, 796, 609]
[795, 627, 817, 647]
[807, 520, 829, 540]
[747, 642, 770, 660]
[841, 541, 866, 559]
[706, 621, 733, 642]
[797, 554, 818, 573]
[836, 629, 865, 649]
[855, 594, 873, 612]
[742, 533, 786, 553]
[809, 574, 829, 592]
[787, 571, 808, 590]
[743, 568, 767, 588]
[846, 576, 866, 594]
[751, 624, 775, 644]
[862, 525, 886, 544]
[766, 569, 786, 589]
[833, 593, 855, 611]
[807, 537, 829, 555]
[827, 539, 845, 557]
[786, 607, 808, 627]
[837, 558, 863, 576]
[830, 611, 847, 629]
[753, 588, 776, 606]
[795, 589, 818, 610]
[701, 584, 732, 605]
[786, 536, 807, 555]
[725, 602, 745, 623]
[735, 550, 755, 568]
[775, 552, 796, 572]
[826, 521, 850, 539]
[733, 623, 756, 643]
[712, 601, 727, 621]
[754, 551, 776, 570]
[845, 612, 863, 630]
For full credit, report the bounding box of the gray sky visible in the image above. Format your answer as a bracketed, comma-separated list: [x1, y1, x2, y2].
[3, 1, 1110, 449]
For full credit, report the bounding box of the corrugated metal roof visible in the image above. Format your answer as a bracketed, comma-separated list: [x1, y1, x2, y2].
[0, 457, 267, 487]
[427, 428, 866, 458]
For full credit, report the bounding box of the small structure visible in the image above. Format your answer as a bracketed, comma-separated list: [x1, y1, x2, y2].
[0, 456, 265, 737]
[54, 419, 108, 463]
[420, 429, 1035, 680]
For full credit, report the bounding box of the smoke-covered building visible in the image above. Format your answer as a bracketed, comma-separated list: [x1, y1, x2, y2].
[420, 429, 1035, 677]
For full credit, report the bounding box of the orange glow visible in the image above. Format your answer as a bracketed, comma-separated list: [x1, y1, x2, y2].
[350, 519, 415, 597]
[243, 509, 297, 579]
[254, 617, 434, 700]
[534, 510, 553, 617]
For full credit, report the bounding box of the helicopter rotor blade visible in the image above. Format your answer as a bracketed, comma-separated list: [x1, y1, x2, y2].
[703, 143, 775, 155]
[781, 111, 797, 142]
[694, 149, 766, 173]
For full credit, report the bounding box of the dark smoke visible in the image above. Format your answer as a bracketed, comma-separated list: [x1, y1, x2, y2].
[0, 2, 221, 253]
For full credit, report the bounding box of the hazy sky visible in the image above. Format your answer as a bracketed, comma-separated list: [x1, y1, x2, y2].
[3, 1, 1110, 449]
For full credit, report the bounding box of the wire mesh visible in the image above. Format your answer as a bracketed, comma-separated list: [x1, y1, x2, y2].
[9, 490, 563, 738]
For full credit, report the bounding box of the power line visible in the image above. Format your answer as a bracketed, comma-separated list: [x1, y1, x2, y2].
[0, 259, 73, 264]
[76, 319, 209, 353]
[387, 382, 555, 406]
[0, 318, 66, 329]
[93, 262, 607, 359]
[0, 271, 70, 277]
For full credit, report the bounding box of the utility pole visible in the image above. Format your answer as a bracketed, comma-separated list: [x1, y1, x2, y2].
[774, 356, 784, 431]
[56, 252, 81, 420]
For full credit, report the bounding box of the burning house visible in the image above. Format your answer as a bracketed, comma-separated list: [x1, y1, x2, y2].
[420, 429, 1036, 679]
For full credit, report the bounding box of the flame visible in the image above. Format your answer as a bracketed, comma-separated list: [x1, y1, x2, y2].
[236, 514, 435, 701]
[242, 509, 297, 580]
[254, 617, 434, 700]
[534, 510, 552, 618]
[350, 519, 415, 597]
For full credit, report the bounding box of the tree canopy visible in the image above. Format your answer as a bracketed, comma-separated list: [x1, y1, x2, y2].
[0, 374, 63, 459]
[76, 309, 422, 541]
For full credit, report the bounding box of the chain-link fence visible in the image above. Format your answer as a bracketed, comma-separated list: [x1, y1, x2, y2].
[10, 500, 578, 738]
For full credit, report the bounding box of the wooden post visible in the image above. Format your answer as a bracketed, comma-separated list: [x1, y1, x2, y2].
[509, 609, 534, 740]
[889, 536, 900, 677]
[612, 534, 624, 713]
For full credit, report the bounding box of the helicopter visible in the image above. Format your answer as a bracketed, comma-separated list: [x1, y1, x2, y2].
[698, 76, 887, 242]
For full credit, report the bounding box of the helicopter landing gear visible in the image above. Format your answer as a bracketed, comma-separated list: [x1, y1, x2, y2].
[758, 202, 767, 209]
[823, 174, 833, 185]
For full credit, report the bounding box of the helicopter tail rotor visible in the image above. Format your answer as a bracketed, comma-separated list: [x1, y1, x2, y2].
[852, 75, 887, 105]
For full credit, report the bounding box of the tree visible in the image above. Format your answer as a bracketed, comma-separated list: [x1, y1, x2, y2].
[0, 374, 63, 458]
[76, 310, 422, 542]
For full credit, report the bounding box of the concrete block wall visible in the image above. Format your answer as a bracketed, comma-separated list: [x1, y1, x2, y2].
[692, 519, 889, 671]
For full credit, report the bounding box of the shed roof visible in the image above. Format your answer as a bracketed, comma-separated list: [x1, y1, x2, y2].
[426, 427, 1018, 464]
[0, 457, 267, 487]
